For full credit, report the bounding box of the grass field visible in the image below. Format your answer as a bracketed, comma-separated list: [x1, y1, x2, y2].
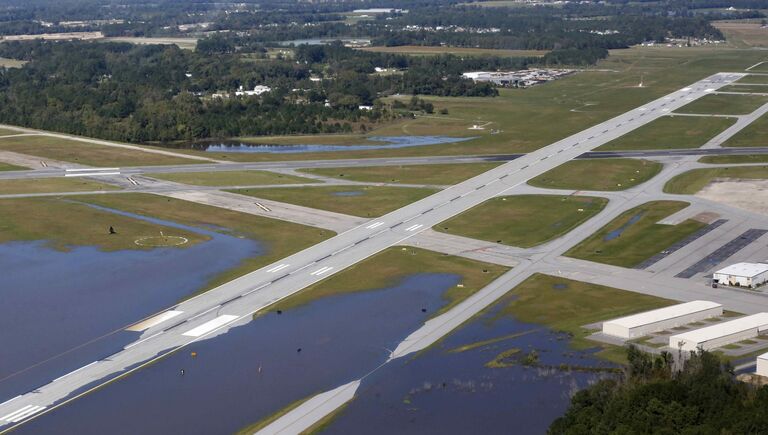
[528, 158, 662, 190]
[0, 135, 198, 167]
[565, 200, 706, 268]
[0, 177, 116, 195]
[699, 154, 768, 164]
[664, 166, 768, 194]
[736, 74, 768, 84]
[496, 273, 673, 363]
[722, 112, 768, 147]
[675, 94, 768, 115]
[230, 185, 438, 218]
[145, 170, 318, 187]
[0, 128, 20, 135]
[0, 57, 25, 68]
[435, 195, 607, 248]
[271, 246, 508, 317]
[154, 47, 768, 162]
[0, 162, 25, 171]
[300, 162, 502, 185]
[597, 116, 736, 150]
[0, 197, 207, 251]
[714, 21, 768, 48]
[100, 37, 198, 50]
[359, 46, 548, 57]
[718, 84, 768, 93]
[77, 193, 333, 293]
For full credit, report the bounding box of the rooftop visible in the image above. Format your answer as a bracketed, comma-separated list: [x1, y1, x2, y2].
[604, 300, 721, 329]
[670, 313, 768, 345]
[715, 262, 768, 278]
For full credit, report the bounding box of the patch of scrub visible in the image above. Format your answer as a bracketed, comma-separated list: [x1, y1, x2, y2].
[0, 216, 262, 401]
[14, 274, 462, 435]
[180, 136, 475, 154]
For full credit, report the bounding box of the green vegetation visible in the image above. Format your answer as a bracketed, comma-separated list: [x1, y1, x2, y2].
[0, 127, 19, 136]
[719, 84, 768, 93]
[485, 348, 523, 368]
[271, 247, 508, 317]
[0, 135, 197, 166]
[235, 395, 313, 435]
[145, 170, 317, 187]
[435, 195, 607, 248]
[675, 93, 768, 115]
[598, 115, 736, 150]
[664, 166, 768, 194]
[74, 194, 333, 292]
[528, 158, 661, 190]
[496, 274, 672, 362]
[723, 112, 768, 147]
[0, 178, 116, 195]
[550, 348, 768, 434]
[301, 163, 501, 185]
[0, 162, 25, 171]
[566, 200, 706, 267]
[699, 154, 768, 164]
[358, 46, 548, 57]
[736, 74, 768, 84]
[0, 197, 207, 251]
[230, 185, 438, 218]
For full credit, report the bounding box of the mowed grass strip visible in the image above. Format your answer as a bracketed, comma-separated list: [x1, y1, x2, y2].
[722, 112, 768, 147]
[737, 75, 768, 84]
[598, 116, 736, 150]
[664, 166, 768, 194]
[272, 246, 508, 316]
[0, 135, 198, 166]
[0, 177, 116, 195]
[435, 195, 607, 248]
[718, 84, 768, 94]
[230, 185, 438, 218]
[301, 162, 502, 185]
[0, 127, 21, 136]
[528, 158, 661, 191]
[496, 273, 673, 363]
[674, 94, 768, 115]
[0, 162, 26, 171]
[0, 197, 207, 251]
[565, 200, 705, 268]
[145, 170, 318, 187]
[699, 154, 768, 164]
[77, 193, 333, 293]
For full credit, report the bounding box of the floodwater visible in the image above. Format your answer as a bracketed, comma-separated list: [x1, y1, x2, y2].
[321, 294, 617, 435]
[15, 274, 462, 435]
[173, 135, 475, 154]
[0, 205, 262, 402]
[604, 211, 645, 241]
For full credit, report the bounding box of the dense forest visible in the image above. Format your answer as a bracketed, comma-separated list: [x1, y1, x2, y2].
[550, 347, 768, 434]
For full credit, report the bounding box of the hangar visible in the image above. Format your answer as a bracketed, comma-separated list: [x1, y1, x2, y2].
[602, 301, 723, 339]
[669, 313, 768, 352]
[713, 263, 768, 289]
[756, 352, 768, 377]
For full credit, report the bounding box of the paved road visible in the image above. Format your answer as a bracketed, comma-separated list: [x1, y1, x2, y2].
[0, 73, 747, 431]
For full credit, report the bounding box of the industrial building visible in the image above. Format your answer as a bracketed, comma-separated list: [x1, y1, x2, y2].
[462, 69, 572, 88]
[602, 301, 723, 339]
[669, 313, 768, 352]
[712, 263, 768, 289]
[756, 352, 768, 377]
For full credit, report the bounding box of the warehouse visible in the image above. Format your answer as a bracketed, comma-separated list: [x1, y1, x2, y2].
[669, 313, 768, 351]
[756, 352, 768, 377]
[712, 262, 768, 289]
[602, 300, 723, 339]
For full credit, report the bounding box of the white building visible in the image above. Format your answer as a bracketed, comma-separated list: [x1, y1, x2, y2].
[756, 352, 768, 377]
[235, 85, 271, 97]
[669, 313, 768, 351]
[713, 263, 768, 288]
[602, 301, 723, 339]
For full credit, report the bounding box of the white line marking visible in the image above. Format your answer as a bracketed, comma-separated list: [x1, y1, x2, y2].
[255, 202, 271, 212]
[267, 263, 289, 273]
[242, 283, 270, 297]
[126, 310, 183, 331]
[1, 405, 35, 422]
[0, 396, 21, 409]
[64, 172, 121, 177]
[310, 266, 333, 276]
[65, 168, 120, 172]
[366, 221, 384, 229]
[52, 361, 99, 383]
[185, 305, 221, 322]
[182, 315, 238, 337]
[9, 406, 45, 423]
[332, 244, 354, 256]
[405, 224, 423, 232]
[124, 331, 163, 349]
[40, 161, 47, 168]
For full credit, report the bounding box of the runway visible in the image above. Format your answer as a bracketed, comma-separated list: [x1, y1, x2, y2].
[0, 72, 749, 431]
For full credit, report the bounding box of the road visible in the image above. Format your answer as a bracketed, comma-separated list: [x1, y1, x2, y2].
[0, 72, 748, 431]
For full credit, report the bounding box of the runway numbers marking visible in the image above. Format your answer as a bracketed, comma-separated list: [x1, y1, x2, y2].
[366, 221, 385, 229]
[1, 405, 46, 423]
[310, 266, 334, 276]
[267, 264, 289, 273]
[405, 224, 423, 232]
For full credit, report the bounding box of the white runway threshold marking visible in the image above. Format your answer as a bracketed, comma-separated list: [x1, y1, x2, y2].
[267, 263, 289, 273]
[405, 224, 423, 232]
[182, 315, 238, 337]
[1, 405, 46, 423]
[310, 266, 333, 276]
[126, 310, 184, 331]
[64, 172, 121, 177]
[366, 221, 384, 229]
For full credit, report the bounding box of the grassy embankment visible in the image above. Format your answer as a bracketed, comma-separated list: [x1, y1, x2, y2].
[0, 135, 198, 166]
[271, 247, 508, 317]
[76, 193, 334, 293]
[0, 127, 22, 136]
[230, 185, 438, 218]
[492, 273, 674, 363]
[735, 74, 768, 84]
[0, 162, 26, 171]
[0, 197, 208, 251]
[714, 21, 768, 49]
[699, 155, 768, 164]
[674, 94, 768, 115]
[722, 112, 768, 147]
[435, 195, 607, 248]
[528, 158, 662, 190]
[597, 116, 736, 151]
[718, 84, 768, 93]
[664, 166, 768, 194]
[565, 200, 706, 267]
[152, 47, 768, 163]
[300, 162, 502, 185]
[145, 170, 318, 187]
[0, 178, 116, 195]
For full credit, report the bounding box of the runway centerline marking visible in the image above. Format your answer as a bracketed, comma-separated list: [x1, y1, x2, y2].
[366, 221, 384, 229]
[310, 266, 334, 276]
[405, 224, 423, 232]
[267, 263, 289, 273]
